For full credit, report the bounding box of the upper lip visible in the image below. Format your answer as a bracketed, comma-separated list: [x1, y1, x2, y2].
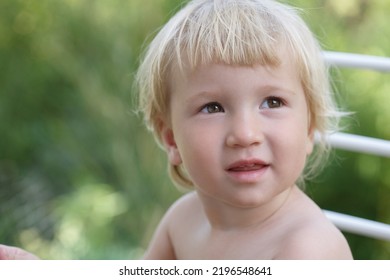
[226, 159, 269, 172]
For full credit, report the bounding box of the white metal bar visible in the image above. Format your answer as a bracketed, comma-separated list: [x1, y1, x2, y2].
[320, 52, 390, 242]
[319, 132, 390, 158]
[324, 210, 390, 241]
[323, 51, 390, 72]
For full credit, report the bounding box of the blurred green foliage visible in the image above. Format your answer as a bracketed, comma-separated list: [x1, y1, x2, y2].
[0, 0, 389, 259]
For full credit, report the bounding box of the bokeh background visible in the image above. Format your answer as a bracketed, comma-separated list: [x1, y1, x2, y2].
[0, 0, 389, 259]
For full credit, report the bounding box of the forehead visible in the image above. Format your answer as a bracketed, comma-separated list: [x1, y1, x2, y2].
[169, 45, 300, 90]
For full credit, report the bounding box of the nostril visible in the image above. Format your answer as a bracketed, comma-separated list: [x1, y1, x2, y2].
[225, 113, 264, 148]
[226, 128, 263, 148]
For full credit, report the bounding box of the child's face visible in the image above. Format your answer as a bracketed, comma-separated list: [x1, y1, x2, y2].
[162, 52, 314, 208]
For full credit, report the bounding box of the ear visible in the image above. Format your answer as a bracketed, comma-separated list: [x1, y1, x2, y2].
[160, 122, 182, 166]
[306, 127, 315, 155]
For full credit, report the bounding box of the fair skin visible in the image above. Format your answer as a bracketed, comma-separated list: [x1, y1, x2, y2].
[0, 245, 39, 260]
[144, 50, 353, 259]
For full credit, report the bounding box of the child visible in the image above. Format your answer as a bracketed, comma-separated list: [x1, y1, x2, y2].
[136, 0, 353, 259]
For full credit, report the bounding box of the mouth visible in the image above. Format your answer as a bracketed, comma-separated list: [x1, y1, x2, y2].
[227, 159, 269, 172]
[226, 159, 269, 183]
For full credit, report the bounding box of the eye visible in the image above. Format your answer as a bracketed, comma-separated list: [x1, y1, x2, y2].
[261, 96, 284, 109]
[200, 102, 225, 114]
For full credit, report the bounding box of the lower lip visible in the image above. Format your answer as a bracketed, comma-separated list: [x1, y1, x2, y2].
[226, 165, 270, 184]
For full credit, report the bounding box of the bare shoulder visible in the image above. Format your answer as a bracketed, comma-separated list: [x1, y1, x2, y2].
[161, 191, 201, 230]
[276, 219, 353, 259]
[274, 188, 353, 260]
[167, 191, 201, 219]
[143, 192, 199, 259]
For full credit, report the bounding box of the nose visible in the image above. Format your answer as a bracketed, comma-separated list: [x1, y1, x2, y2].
[226, 112, 264, 148]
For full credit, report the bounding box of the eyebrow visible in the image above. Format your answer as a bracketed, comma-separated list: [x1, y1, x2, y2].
[260, 85, 297, 96]
[188, 85, 297, 99]
[185, 89, 223, 103]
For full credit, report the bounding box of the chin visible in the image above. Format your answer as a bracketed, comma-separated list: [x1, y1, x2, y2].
[223, 192, 272, 209]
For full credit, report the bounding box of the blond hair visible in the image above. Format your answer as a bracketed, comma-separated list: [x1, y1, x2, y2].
[136, 0, 341, 189]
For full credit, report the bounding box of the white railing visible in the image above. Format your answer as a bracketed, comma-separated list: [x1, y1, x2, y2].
[322, 51, 390, 241]
[324, 210, 390, 241]
[324, 51, 390, 72]
[323, 132, 390, 158]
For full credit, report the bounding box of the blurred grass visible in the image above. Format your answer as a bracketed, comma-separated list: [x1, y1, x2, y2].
[0, 0, 389, 259]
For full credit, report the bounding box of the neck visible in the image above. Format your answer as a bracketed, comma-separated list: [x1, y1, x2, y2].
[197, 185, 295, 231]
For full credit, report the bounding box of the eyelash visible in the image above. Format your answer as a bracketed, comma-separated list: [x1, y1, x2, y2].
[200, 102, 224, 114]
[262, 96, 285, 109]
[200, 96, 285, 114]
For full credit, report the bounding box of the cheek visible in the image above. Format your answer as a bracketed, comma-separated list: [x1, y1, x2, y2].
[175, 126, 220, 180]
[269, 120, 311, 172]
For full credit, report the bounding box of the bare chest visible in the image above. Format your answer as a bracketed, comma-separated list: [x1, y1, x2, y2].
[171, 226, 280, 260]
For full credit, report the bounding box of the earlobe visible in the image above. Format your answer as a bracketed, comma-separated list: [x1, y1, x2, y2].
[306, 129, 315, 155]
[161, 125, 182, 166]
